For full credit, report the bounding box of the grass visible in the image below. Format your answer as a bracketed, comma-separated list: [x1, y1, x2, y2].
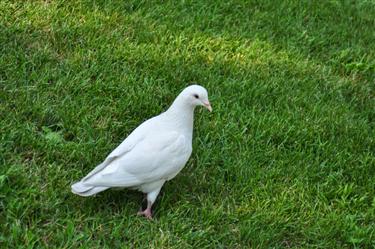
[1, 0, 374, 248]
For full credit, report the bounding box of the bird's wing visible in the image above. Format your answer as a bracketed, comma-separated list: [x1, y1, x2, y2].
[84, 131, 190, 187]
[125, 132, 190, 182]
[81, 117, 156, 181]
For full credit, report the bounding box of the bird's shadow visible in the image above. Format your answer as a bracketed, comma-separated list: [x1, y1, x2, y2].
[67, 182, 192, 219]
[72, 188, 143, 215]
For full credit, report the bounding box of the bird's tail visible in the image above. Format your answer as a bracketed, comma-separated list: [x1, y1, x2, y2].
[71, 181, 109, 197]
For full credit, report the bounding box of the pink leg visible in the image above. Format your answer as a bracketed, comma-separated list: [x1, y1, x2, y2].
[137, 200, 153, 219]
[137, 186, 163, 219]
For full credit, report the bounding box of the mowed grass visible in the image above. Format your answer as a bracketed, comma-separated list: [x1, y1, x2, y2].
[1, 0, 374, 248]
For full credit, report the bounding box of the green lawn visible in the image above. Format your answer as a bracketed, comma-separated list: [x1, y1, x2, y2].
[1, 0, 374, 248]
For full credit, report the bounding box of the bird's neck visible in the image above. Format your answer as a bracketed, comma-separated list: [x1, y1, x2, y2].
[164, 96, 195, 136]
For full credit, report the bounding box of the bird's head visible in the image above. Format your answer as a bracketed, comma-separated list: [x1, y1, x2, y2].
[180, 84, 212, 112]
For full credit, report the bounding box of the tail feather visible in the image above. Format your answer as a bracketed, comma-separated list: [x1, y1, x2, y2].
[71, 181, 108, 197]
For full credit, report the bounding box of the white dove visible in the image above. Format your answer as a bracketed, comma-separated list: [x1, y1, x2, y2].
[71, 85, 212, 219]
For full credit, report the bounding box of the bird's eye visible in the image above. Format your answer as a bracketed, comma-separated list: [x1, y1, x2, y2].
[193, 94, 199, 99]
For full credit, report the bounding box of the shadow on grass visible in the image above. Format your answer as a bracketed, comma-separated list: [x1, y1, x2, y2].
[79, 0, 375, 79]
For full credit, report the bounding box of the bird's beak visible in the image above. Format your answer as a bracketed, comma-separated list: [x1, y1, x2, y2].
[203, 101, 212, 112]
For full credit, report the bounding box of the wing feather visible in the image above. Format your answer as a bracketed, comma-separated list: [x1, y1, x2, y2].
[84, 132, 190, 187]
[81, 118, 153, 182]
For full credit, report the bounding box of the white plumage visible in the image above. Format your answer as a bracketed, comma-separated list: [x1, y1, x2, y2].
[71, 85, 212, 218]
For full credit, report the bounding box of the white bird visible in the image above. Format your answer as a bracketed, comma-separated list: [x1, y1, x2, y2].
[71, 85, 212, 219]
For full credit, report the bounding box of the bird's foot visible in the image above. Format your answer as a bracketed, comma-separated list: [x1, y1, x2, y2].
[137, 208, 153, 219]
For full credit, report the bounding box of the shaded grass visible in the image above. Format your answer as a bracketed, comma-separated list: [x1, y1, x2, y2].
[1, 0, 374, 248]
